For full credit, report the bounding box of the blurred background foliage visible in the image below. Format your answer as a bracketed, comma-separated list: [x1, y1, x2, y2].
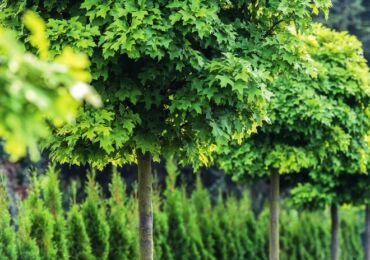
[0, 11, 100, 162]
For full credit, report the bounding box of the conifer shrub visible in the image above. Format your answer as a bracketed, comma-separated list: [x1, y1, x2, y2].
[163, 159, 207, 260]
[252, 212, 269, 260]
[67, 206, 94, 260]
[340, 209, 364, 260]
[0, 167, 366, 260]
[164, 185, 189, 260]
[17, 239, 41, 260]
[0, 182, 17, 260]
[153, 207, 173, 260]
[239, 193, 262, 259]
[66, 181, 94, 260]
[26, 175, 56, 260]
[181, 186, 208, 260]
[28, 209, 56, 260]
[153, 177, 172, 260]
[191, 177, 216, 260]
[300, 212, 330, 259]
[82, 173, 110, 260]
[108, 170, 137, 260]
[16, 205, 41, 260]
[42, 166, 69, 260]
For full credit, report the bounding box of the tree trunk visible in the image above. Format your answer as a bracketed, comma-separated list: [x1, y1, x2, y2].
[137, 151, 153, 260]
[330, 204, 339, 260]
[365, 205, 370, 260]
[269, 170, 279, 260]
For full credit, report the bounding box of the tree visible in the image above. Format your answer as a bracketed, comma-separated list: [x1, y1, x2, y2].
[0, 1, 331, 259]
[317, 0, 370, 63]
[219, 23, 370, 260]
[290, 160, 370, 260]
[0, 11, 100, 161]
[287, 26, 369, 260]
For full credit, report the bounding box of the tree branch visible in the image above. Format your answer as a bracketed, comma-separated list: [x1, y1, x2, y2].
[263, 19, 285, 38]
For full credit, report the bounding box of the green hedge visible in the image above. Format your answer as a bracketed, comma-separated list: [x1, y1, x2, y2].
[0, 167, 364, 260]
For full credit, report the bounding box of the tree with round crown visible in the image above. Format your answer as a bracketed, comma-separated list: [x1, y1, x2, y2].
[0, 1, 331, 259]
[290, 134, 370, 260]
[219, 23, 370, 260]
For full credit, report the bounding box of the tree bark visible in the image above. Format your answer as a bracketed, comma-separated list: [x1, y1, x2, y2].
[269, 170, 279, 260]
[330, 204, 339, 260]
[137, 151, 153, 260]
[365, 205, 370, 260]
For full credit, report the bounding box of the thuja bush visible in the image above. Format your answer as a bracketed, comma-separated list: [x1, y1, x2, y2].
[67, 205, 94, 260]
[82, 173, 110, 260]
[108, 170, 137, 260]
[280, 210, 330, 260]
[340, 209, 364, 260]
[0, 167, 365, 260]
[0, 182, 17, 260]
[16, 206, 41, 260]
[42, 167, 68, 260]
[26, 175, 56, 260]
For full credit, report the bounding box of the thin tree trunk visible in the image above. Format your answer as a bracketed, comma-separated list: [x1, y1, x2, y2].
[269, 170, 279, 260]
[365, 205, 370, 260]
[331, 204, 339, 260]
[137, 151, 153, 260]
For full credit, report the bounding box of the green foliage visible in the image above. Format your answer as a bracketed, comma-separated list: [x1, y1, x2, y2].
[215, 196, 245, 258]
[285, 24, 370, 210]
[0, 183, 17, 260]
[0, 0, 330, 169]
[190, 178, 216, 260]
[340, 209, 364, 260]
[162, 158, 205, 260]
[17, 239, 41, 260]
[67, 206, 94, 260]
[219, 23, 370, 207]
[82, 172, 110, 260]
[26, 174, 56, 260]
[16, 204, 41, 260]
[164, 185, 194, 259]
[318, 0, 370, 61]
[108, 170, 137, 260]
[153, 191, 172, 260]
[0, 11, 100, 161]
[42, 166, 63, 215]
[1, 168, 367, 259]
[41, 166, 69, 260]
[280, 211, 330, 259]
[52, 217, 69, 260]
[280, 207, 365, 260]
[28, 209, 56, 260]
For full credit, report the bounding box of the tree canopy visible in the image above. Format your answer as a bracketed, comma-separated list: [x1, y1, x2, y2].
[0, 0, 331, 169]
[317, 0, 370, 63]
[219, 24, 370, 182]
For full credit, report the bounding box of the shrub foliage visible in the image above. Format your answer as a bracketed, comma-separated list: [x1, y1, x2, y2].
[0, 168, 364, 260]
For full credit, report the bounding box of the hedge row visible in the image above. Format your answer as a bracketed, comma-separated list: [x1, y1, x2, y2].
[0, 166, 364, 260]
